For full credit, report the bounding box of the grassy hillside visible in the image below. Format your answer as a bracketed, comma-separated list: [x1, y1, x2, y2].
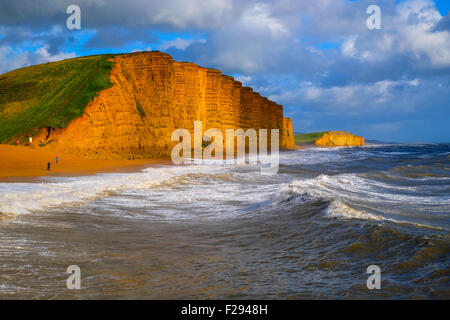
[0, 54, 116, 143]
[294, 132, 326, 145]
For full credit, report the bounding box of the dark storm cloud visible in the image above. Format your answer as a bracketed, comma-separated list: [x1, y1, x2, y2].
[0, 0, 243, 30]
[0, 0, 67, 29]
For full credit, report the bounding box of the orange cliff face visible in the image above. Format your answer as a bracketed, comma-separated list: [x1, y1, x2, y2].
[37, 52, 295, 159]
[315, 131, 364, 147]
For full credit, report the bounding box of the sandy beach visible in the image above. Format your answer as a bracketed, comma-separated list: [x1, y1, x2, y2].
[0, 144, 171, 181]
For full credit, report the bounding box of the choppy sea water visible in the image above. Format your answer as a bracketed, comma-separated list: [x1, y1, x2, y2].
[0, 144, 449, 299]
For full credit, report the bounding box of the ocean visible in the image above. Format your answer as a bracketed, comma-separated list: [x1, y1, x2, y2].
[0, 143, 449, 299]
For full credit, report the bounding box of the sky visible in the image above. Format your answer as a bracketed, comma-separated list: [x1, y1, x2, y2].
[0, 0, 449, 143]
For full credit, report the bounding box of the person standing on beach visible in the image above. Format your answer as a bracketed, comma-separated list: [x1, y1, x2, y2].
[47, 162, 51, 171]
[56, 156, 59, 164]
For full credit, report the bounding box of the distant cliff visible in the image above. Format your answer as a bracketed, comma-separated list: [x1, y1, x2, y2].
[27, 52, 294, 158]
[294, 131, 364, 147]
[314, 131, 364, 147]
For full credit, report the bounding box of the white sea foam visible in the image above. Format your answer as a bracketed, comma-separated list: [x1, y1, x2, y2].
[278, 172, 449, 229]
[1, 148, 448, 227]
[287, 173, 450, 205]
[325, 199, 385, 221]
[0, 164, 228, 216]
[325, 198, 447, 230]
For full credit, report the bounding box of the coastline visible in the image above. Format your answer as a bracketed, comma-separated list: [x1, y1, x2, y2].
[0, 144, 307, 182]
[0, 144, 172, 182]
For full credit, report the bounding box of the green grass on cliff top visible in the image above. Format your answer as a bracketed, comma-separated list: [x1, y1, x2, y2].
[294, 132, 326, 145]
[0, 54, 116, 143]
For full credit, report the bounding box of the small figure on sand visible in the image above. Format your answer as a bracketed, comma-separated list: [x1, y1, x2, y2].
[47, 162, 51, 171]
[56, 156, 59, 164]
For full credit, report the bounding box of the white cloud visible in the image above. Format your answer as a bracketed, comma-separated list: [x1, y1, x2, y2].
[158, 37, 206, 51]
[270, 78, 425, 115]
[0, 45, 76, 74]
[131, 47, 153, 53]
[234, 75, 252, 85]
[150, 0, 233, 29]
[340, 0, 450, 67]
[35, 45, 76, 62]
[340, 36, 357, 58]
[395, 0, 450, 67]
[241, 3, 289, 37]
[305, 86, 322, 100]
[409, 78, 420, 86]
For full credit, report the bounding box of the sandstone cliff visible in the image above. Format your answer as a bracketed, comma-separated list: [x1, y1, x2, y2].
[37, 52, 295, 158]
[314, 131, 364, 147]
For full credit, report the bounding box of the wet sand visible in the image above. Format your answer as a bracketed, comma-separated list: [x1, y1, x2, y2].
[0, 144, 171, 181]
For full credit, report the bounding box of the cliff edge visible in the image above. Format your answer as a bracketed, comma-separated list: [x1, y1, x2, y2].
[294, 131, 364, 147]
[28, 52, 295, 158]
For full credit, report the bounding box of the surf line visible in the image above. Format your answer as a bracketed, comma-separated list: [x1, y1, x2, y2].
[181, 304, 215, 318]
[171, 120, 280, 174]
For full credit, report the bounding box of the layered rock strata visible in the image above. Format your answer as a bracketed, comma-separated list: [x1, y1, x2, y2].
[38, 52, 295, 158]
[315, 131, 364, 147]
